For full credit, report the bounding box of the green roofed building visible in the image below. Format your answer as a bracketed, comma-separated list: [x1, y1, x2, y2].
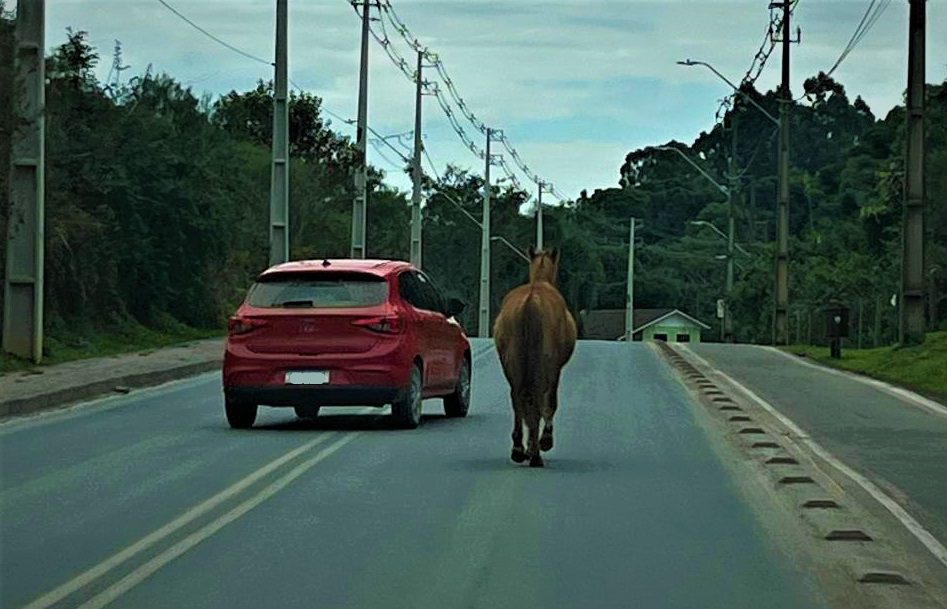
[579, 308, 711, 343]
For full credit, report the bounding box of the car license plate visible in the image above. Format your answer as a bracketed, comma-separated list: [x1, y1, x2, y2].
[285, 371, 329, 385]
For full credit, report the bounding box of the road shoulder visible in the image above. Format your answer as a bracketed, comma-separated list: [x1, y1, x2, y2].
[0, 338, 224, 420]
[653, 341, 947, 609]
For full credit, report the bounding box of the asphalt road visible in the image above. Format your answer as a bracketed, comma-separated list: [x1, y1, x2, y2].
[0, 341, 827, 609]
[690, 343, 947, 547]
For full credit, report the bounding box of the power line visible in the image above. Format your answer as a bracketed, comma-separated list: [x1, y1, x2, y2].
[369, 138, 407, 169]
[825, 0, 892, 77]
[716, 0, 800, 122]
[155, 0, 272, 66]
[369, 0, 557, 195]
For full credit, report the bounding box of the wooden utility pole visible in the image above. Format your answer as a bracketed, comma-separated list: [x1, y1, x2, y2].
[3, 0, 45, 363]
[900, 0, 926, 345]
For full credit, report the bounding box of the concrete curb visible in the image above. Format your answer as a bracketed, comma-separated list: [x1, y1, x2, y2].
[0, 358, 222, 419]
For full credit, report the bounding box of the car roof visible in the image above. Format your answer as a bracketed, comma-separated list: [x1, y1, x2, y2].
[259, 259, 413, 279]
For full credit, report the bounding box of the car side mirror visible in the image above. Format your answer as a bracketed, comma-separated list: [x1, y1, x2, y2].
[445, 297, 465, 318]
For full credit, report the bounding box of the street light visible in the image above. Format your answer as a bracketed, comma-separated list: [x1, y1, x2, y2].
[690, 221, 750, 257]
[491, 236, 530, 263]
[677, 59, 779, 125]
[678, 57, 789, 344]
[653, 146, 728, 195]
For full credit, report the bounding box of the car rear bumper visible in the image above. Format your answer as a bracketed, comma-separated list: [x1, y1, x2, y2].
[225, 385, 402, 407]
[222, 340, 413, 406]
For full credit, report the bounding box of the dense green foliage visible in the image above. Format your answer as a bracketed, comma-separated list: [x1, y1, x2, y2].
[0, 18, 945, 358]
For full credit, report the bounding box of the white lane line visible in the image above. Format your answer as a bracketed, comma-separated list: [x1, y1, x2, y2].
[76, 432, 360, 609]
[765, 345, 947, 419]
[20, 425, 345, 609]
[679, 345, 947, 569]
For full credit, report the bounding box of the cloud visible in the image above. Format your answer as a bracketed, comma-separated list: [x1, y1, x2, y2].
[45, 0, 947, 201]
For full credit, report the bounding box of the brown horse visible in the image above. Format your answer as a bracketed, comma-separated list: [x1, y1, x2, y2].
[493, 247, 577, 467]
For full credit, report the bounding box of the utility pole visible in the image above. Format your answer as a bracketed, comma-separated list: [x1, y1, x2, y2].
[724, 110, 737, 343]
[536, 182, 553, 250]
[269, 0, 289, 266]
[351, 0, 372, 259]
[479, 128, 502, 338]
[3, 0, 45, 363]
[771, 0, 798, 345]
[536, 182, 544, 251]
[625, 218, 637, 341]
[410, 50, 424, 267]
[901, 0, 926, 345]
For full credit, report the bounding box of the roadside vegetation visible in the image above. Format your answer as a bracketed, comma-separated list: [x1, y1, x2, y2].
[0, 316, 220, 373]
[783, 331, 947, 402]
[0, 10, 945, 369]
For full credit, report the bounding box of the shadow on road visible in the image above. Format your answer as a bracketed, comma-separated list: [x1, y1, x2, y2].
[451, 456, 613, 474]
[250, 411, 474, 433]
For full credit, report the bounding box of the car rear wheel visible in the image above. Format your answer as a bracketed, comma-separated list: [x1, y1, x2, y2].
[392, 364, 423, 429]
[294, 405, 321, 420]
[443, 358, 471, 418]
[225, 397, 258, 429]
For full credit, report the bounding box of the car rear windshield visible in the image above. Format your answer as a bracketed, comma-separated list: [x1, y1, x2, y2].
[247, 272, 388, 309]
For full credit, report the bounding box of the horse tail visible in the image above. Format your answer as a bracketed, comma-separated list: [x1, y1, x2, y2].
[519, 291, 544, 400]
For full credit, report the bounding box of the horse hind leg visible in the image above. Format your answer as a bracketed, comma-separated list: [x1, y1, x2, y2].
[539, 381, 559, 452]
[510, 391, 527, 463]
[525, 407, 543, 468]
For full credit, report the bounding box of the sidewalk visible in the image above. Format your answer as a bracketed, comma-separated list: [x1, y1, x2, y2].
[688, 342, 947, 549]
[0, 339, 224, 418]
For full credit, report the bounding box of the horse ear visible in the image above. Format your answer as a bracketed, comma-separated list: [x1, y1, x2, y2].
[550, 247, 560, 263]
[528, 246, 537, 259]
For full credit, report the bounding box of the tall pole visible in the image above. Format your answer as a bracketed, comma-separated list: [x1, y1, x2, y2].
[536, 182, 544, 251]
[351, 0, 371, 259]
[478, 129, 493, 338]
[410, 50, 423, 267]
[774, 0, 793, 345]
[268, 0, 289, 266]
[625, 218, 636, 340]
[900, 0, 926, 345]
[725, 111, 737, 343]
[3, 0, 45, 363]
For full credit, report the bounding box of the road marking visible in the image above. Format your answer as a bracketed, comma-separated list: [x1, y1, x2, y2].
[20, 427, 347, 609]
[76, 432, 360, 609]
[765, 345, 947, 419]
[679, 345, 947, 569]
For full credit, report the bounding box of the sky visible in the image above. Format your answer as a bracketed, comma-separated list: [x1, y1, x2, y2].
[44, 0, 947, 202]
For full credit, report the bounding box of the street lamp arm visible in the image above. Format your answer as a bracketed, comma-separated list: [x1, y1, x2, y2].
[655, 146, 728, 195]
[678, 59, 780, 126]
[438, 191, 530, 263]
[690, 220, 752, 257]
[491, 236, 530, 262]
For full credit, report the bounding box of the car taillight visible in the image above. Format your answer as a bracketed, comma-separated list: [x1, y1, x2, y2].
[352, 316, 403, 334]
[228, 316, 266, 336]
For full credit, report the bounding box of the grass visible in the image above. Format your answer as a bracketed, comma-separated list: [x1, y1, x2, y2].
[782, 331, 947, 403]
[0, 316, 224, 374]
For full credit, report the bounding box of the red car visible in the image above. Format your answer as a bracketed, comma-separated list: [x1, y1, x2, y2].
[223, 259, 471, 429]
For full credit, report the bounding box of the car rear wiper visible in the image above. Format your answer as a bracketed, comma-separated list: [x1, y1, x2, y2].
[278, 300, 314, 308]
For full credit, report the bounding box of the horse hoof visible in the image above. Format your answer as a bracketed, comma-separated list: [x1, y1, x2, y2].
[511, 448, 527, 463]
[529, 455, 544, 468]
[539, 436, 553, 452]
